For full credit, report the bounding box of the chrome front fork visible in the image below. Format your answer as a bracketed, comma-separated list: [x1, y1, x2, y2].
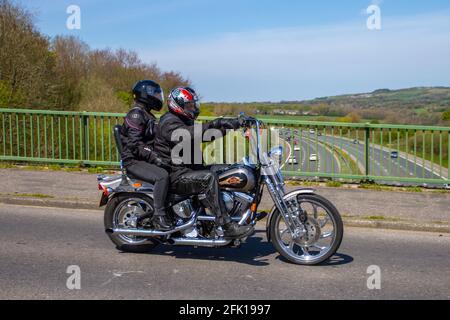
[264, 175, 306, 236]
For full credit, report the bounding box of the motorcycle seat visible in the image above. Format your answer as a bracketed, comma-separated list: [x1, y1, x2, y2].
[123, 173, 191, 203]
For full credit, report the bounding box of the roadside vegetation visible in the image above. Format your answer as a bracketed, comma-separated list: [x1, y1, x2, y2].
[0, 161, 116, 174]
[6, 193, 54, 199]
[0, 0, 189, 114]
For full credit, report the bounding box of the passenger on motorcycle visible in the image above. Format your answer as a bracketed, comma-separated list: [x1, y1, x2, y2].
[154, 87, 254, 239]
[120, 80, 172, 230]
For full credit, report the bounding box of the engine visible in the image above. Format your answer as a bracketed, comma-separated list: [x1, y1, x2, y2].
[221, 191, 254, 215]
[222, 191, 235, 213]
[171, 191, 255, 221]
[172, 199, 195, 219]
[172, 192, 255, 238]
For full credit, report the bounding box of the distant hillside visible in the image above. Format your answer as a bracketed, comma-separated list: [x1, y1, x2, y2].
[203, 87, 450, 125]
[298, 87, 450, 111]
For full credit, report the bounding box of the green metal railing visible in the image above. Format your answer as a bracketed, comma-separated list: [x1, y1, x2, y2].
[265, 119, 449, 185]
[0, 108, 124, 166]
[0, 108, 449, 185]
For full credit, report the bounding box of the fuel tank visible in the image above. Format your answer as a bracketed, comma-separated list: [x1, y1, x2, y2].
[217, 164, 256, 192]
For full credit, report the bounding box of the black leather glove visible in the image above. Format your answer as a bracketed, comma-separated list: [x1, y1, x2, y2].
[153, 157, 170, 171]
[208, 118, 222, 129]
[238, 114, 253, 128]
[153, 157, 163, 166]
[219, 118, 241, 130]
[224, 118, 241, 130]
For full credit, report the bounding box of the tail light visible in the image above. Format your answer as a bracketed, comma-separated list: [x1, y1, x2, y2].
[98, 183, 109, 196]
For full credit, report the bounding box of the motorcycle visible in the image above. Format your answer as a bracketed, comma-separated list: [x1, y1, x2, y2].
[97, 115, 343, 265]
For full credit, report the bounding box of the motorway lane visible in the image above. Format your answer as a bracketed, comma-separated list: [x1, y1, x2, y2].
[301, 134, 341, 174]
[281, 130, 339, 175]
[285, 139, 320, 173]
[272, 127, 445, 186]
[1, 204, 449, 299]
[279, 127, 444, 182]
[318, 135, 444, 181]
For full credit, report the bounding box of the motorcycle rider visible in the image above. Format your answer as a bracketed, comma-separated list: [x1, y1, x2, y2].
[154, 87, 254, 239]
[120, 80, 172, 230]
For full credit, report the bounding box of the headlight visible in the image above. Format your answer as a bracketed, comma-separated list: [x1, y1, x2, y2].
[268, 145, 284, 169]
[268, 146, 283, 158]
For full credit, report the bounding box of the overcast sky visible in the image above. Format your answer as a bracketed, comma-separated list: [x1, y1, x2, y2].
[21, 0, 450, 102]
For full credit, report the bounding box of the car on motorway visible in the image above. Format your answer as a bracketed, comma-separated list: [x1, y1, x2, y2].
[293, 146, 301, 151]
[309, 154, 318, 161]
[390, 151, 399, 159]
[288, 156, 298, 164]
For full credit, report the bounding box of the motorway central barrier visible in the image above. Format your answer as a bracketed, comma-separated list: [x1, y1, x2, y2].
[0, 108, 449, 186]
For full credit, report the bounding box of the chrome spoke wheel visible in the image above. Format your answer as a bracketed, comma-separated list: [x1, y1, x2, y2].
[273, 194, 339, 264]
[113, 197, 153, 244]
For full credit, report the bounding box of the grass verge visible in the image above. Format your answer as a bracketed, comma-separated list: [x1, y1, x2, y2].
[5, 193, 54, 199]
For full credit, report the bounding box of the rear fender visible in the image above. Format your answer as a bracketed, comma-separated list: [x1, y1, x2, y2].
[100, 191, 154, 207]
[108, 191, 154, 202]
[97, 174, 154, 206]
[265, 188, 315, 241]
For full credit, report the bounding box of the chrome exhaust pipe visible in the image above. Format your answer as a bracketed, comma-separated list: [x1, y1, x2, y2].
[169, 237, 232, 247]
[197, 215, 215, 221]
[197, 216, 242, 222]
[197, 209, 252, 225]
[108, 214, 196, 237]
[238, 209, 252, 225]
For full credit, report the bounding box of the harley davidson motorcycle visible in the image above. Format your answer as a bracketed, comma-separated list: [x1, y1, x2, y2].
[97, 115, 343, 265]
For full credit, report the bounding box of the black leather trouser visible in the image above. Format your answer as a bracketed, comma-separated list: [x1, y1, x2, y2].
[170, 169, 231, 225]
[126, 161, 169, 216]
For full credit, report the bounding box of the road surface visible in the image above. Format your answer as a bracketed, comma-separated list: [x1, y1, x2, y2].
[0, 204, 449, 299]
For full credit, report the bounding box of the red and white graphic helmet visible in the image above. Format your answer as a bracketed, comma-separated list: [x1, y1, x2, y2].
[168, 87, 200, 120]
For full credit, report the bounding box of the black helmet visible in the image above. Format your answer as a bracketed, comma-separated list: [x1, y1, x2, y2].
[132, 80, 164, 111]
[168, 87, 200, 120]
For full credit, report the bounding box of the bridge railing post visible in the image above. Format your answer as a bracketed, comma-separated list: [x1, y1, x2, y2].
[364, 124, 370, 179]
[82, 112, 89, 165]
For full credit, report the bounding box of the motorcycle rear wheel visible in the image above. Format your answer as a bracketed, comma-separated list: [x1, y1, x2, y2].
[104, 193, 159, 253]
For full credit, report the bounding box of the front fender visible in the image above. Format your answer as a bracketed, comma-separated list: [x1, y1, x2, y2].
[265, 188, 315, 241]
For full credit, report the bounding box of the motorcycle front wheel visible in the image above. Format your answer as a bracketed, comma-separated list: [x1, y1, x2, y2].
[270, 193, 343, 265]
[104, 193, 159, 253]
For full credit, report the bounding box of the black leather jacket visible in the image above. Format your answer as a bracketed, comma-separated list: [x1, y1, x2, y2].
[120, 103, 159, 167]
[154, 112, 240, 180]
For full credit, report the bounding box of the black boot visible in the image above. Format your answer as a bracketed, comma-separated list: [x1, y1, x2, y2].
[153, 215, 172, 230]
[223, 222, 254, 239]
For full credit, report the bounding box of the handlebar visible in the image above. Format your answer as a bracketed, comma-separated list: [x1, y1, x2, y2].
[238, 113, 264, 165]
[238, 113, 262, 128]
